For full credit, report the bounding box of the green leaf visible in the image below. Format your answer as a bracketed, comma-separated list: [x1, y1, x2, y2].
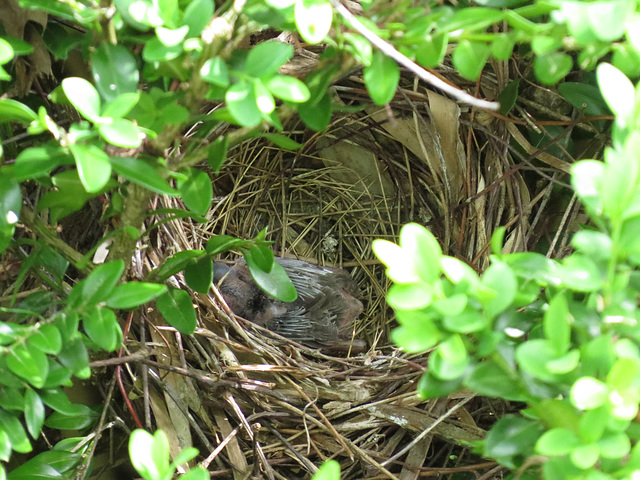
[182, 0, 214, 37]
[62, 77, 101, 122]
[7, 344, 48, 389]
[597, 63, 635, 125]
[0, 38, 14, 64]
[440, 7, 504, 33]
[0, 98, 38, 124]
[245, 41, 294, 78]
[110, 156, 178, 195]
[571, 377, 608, 410]
[0, 409, 31, 454]
[157, 288, 197, 334]
[298, 92, 332, 131]
[244, 250, 297, 302]
[558, 83, 609, 117]
[149, 249, 205, 281]
[498, 79, 519, 115]
[264, 75, 310, 103]
[83, 307, 123, 351]
[69, 144, 112, 194]
[102, 92, 141, 118]
[45, 405, 97, 430]
[429, 334, 469, 380]
[452, 40, 490, 80]
[571, 160, 604, 214]
[114, 0, 163, 30]
[106, 282, 168, 309]
[177, 168, 213, 216]
[156, 26, 189, 46]
[29, 325, 62, 355]
[200, 57, 229, 87]
[557, 254, 603, 292]
[516, 339, 564, 382]
[483, 416, 542, 470]
[416, 370, 463, 399]
[226, 80, 262, 127]
[207, 136, 229, 173]
[24, 389, 45, 439]
[129, 429, 170, 480]
[99, 118, 142, 148]
[534, 52, 573, 85]
[364, 51, 399, 105]
[205, 235, 250, 255]
[92, 44, 140, 103]
[465, 362, 525, 400]
[247, 244, 274, 272]
[13, 145, 71, 181]
[416, 34, 448, 67]
[544, 293, 570, 355]
[536, 428, 580, 456]
[68, 260, 125, 309]
[180, 467, 209, 480]
[387, 283, 433, 310]
[443, 308, 489, 333]
[254, 79, 275, 114]
[295, 0, 332, 44]
[142, 38, 183, 62]
[491, 33, 515, 61]
[184, 256, 213, 294]
[391, 318, 441, 353]
[260, 133, 303, 150]
[481, 260, 516, 318]
[0, 175, 21, 231]
[598, 432, 630, 459]
[311, 460, 340, 480]
[570, 443, 599, 469]
[56, 337, 90, 378]
[585, 0, 631, 42]
[607, 357, 640, 392]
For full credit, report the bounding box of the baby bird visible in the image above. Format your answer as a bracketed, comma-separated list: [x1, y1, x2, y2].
[213, 258, 363, 347]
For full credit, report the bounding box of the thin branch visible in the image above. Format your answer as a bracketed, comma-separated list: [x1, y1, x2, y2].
[330, 0, 500, 111]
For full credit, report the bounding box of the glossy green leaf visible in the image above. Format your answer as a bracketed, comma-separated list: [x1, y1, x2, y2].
[0, 98, 38, 124]
[295, 0, 332, 44]
[481, 260, 516, 318]
[498, 79, 519, 115]
[416, 370, 463, 399]
[586, 0, 631, 42]
[440, 7, 504, 32]
[182, 0, 213, 37]
[24, 389, 45, 439]
[443, 308, 489, 333]
[0, 175, 21, 230]
[429, 335, 469, 380]
[536, 428, 580, 456]
[387, 283, 433, 310]
[264, 75, 310, 103]
[0, 38, 14, 64]
[607, 357, 640, 392]
[142, 38, 183, 62]
[483, 416, 542, 470]
[298, 92, 332, 131]
[9, 451, 81, 478]
[45, 405, 97, 430]
[207, 136, 229, 173]
[226, 80, 262, 127]
[69, 144, 112, 194]
[571, 160, 604, 214]
[452, 40, 490, 80]
[156, 26, 189, 46]
[129, 429, 170, 480]
[311, 460, 340, 480]
[200, 57, 229, 87]
[110, 156, 178, 196]
[106, 282, 168, 309]
[260, 133, 303, 150]
[416, 34, 448, 67]
[62, 77, 101, 122]
[534, 52, 572, 85]
[13, 145, 70, 181]
[180, 467, 208, 480]
[570, 443, 599, 469]
[184, 256, 213, 294]
[205, 235, 250, 255]
[254, 79, 275, 114]
[102, 92, 141, 118]
[83, 307, 123, 351]
[0, 409, 31, 454]
[7, 344, 48, 389]
[29, 325, 62, 355]
[571, 377, 608, 410]
[247, 244, 274, 272]
[597, 63, 635, 125]
[465, 362, 526, 400]
[598, 433, 630, 459]
[92, 44, 139, 103]
[491, 33, 515, 61]
[557, 254, 603, 292]
[56, 337, 90, 378]
[544, 293, 570, 355]
[149, 250, 205, 281]
[390, 321, 441, 353]
[364, 51, 399, 105]
[245, 41, 294, 78]
[114, 0, 163, 30]
[177, 168, 213, 216]
[99, 118, 142, 148]
[244, 250, 297, 302]
[68, 260, 125, 309]
[516, 339, 563, 382]
[156, 288, 197, 334]
[558, 83, 609, 117]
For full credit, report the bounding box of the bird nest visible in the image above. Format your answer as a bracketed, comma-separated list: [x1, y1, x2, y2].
[122, 61, 590, 479]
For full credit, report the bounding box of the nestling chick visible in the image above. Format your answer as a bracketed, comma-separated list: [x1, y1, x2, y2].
[213, 258, 363, 347]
